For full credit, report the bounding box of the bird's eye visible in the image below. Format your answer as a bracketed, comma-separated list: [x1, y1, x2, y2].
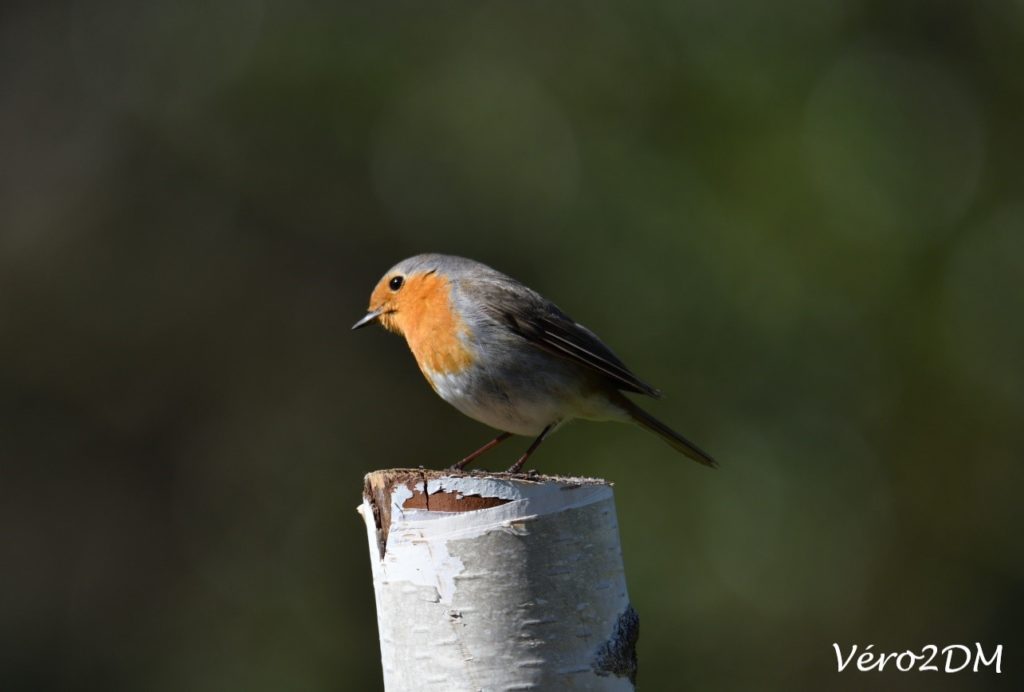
[389, 276, 404, 291]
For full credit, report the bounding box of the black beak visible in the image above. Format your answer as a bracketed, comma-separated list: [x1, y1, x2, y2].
[352, 307, 384, 330]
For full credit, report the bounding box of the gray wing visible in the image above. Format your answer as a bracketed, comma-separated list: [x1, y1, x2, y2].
[472, 280, 663, 399]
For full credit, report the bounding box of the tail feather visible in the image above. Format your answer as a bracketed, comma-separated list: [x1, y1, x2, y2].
[618, 398, 717, 468]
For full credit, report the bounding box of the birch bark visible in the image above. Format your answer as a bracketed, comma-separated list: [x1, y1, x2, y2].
[358, 469, 638, 691]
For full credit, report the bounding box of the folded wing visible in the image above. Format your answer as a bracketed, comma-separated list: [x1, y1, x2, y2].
[477, 281, 662, 399]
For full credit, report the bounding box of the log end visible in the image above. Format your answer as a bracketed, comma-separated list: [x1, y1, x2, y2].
[361, 468, 612, 559]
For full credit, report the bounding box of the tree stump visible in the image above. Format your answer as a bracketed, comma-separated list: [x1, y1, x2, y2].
[358, 468, 638, 691]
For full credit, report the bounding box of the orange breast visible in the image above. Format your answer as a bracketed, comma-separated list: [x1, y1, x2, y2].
[399, 273, 475, 377]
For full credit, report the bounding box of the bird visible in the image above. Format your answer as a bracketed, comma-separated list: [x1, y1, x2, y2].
[353, 253, 715, 473]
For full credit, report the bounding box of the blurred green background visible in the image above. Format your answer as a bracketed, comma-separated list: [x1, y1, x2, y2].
[2, 1, 1022, 690]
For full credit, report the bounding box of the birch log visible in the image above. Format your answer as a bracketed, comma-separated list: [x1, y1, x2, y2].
[358, 468, 638, 691]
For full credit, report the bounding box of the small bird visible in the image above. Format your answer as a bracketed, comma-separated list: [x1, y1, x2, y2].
[353, 254, 715, 473]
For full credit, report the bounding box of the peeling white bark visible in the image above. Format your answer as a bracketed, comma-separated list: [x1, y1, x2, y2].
[358, 469, 637, 691]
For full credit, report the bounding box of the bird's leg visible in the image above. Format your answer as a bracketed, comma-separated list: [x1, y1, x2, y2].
[507, 424, 555, 474]
[450, 432, 512, 470]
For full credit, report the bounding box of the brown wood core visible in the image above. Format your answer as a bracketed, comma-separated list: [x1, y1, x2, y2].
[401, 489, 511, 512]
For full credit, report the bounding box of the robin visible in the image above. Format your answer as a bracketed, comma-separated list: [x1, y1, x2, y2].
[353, 254, 715, 473]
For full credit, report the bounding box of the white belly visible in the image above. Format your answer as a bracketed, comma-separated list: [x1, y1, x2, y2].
[424, 368, 626, 436]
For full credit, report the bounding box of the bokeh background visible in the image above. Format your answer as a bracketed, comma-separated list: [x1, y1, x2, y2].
[3, 1, 1022, 690]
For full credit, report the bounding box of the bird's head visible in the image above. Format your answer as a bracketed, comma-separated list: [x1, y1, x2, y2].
[352, 255, 452, 338]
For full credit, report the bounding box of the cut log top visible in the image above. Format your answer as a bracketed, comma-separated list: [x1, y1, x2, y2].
[362, 468, 614, 559]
